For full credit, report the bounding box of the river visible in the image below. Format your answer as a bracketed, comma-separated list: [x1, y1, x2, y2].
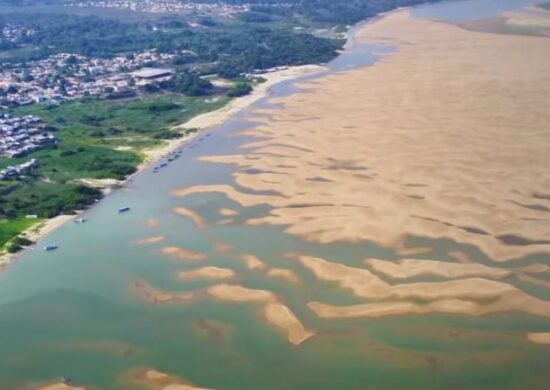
[0, 0, 545, 388]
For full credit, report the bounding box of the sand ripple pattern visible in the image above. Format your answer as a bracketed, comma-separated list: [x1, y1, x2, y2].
[170, 11, 550, 325]
[173, 11, 550, 262]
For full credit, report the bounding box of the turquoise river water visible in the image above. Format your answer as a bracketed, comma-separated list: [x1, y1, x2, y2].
[0, 0, 548, 388]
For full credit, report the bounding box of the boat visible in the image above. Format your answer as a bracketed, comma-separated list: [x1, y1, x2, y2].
[74, 217, 87, 223]
[118, 206, 131, 213]
[44, 244, 58, 251]
[160, 162, 168, 167]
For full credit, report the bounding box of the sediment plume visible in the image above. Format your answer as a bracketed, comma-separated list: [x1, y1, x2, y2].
[147, 218, 160, 228]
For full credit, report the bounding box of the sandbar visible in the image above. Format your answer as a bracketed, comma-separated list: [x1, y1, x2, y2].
[35, 383, 87, 390]
[173, 207, 207, 229]
[264, 302, 314, 345]
[178, 267, 236, 280]
[134, 280, 196, 304]
[134, 236, 166, 245]
[365, 258, 510, 280]
[526, 332, 550, 345]
[128, 368, 213, 390]
[267, 268, 300, 284]
[161, 246, 207, 262]
[219, 208, 238, 217]
[207, 284, 275, 303]
[207, 284, 313, 345]
[241, 254, 267, 270]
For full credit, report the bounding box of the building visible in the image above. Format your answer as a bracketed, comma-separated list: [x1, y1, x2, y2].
[131, 67, 173, 80]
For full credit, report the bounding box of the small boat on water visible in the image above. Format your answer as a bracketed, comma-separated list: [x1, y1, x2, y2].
[44, 244, 58, 251]
[74, 217, 87, 223]
[160, 162, 168, 167]
[118, 206, 131, 213]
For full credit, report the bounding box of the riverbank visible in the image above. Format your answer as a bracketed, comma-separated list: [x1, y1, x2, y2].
[140, 64, 326, 165]
[0, 214, 76, 272]
[0, 64, 326, 272]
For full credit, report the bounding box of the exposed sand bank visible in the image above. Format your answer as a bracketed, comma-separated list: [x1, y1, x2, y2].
[219, 208, 238, 217]
[240, 254, 267, 270]
[300, 255, 550, 318]
[161, 246, 207, 262]
[526, 332, 550, 345]
[34, 382, 88, 390]
[207, 284, 276, 303]
[178, 266, 236, 280]
[134, 236, 166, 245]
[309, 289, 550, 319]
[179, 65, 326, 131]
[300, 256, 514, 301]
[173, 10, 550, 263]
[126, 368, 213, 390]
[264, 302, 314, 345]
[173, 207, 207, 229]
[364, 258, 511, 280]
[267, 268, 300, 284]
[134, 280, 196, 304]
[207, 284, 313, 345]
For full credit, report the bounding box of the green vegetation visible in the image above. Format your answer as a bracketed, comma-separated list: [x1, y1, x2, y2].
[203, 0, 434, 24]
[0, 94, 230, 248]
[227, 82, 253, 97]
[0, 12, 342, 73]
[0, 0, 439, 252]
[0, 217, 38, 249]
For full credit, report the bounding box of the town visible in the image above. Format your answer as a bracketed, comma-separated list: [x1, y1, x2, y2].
[0, 49, 184, 107]
[1, 24, 36, 43]
[0, 158, 38, 181]
[0, 114, 56, 159]
[66, 0, 250, 16]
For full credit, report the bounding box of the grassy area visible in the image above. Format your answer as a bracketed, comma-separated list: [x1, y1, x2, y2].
[0, 217, 41, 249]
[0, 93, 231, 250]
[7, 94, 230, 181]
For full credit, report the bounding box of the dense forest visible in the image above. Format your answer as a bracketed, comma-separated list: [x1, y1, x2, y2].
[199, 0, 435, 24]
[0, 12, 342, 75]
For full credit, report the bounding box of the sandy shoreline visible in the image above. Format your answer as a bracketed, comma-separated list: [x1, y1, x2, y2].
[0, 214, 77, 273]
[0, 64, 325, 273]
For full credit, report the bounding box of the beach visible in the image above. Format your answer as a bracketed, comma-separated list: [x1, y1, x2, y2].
[0, 64, 325, 272]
